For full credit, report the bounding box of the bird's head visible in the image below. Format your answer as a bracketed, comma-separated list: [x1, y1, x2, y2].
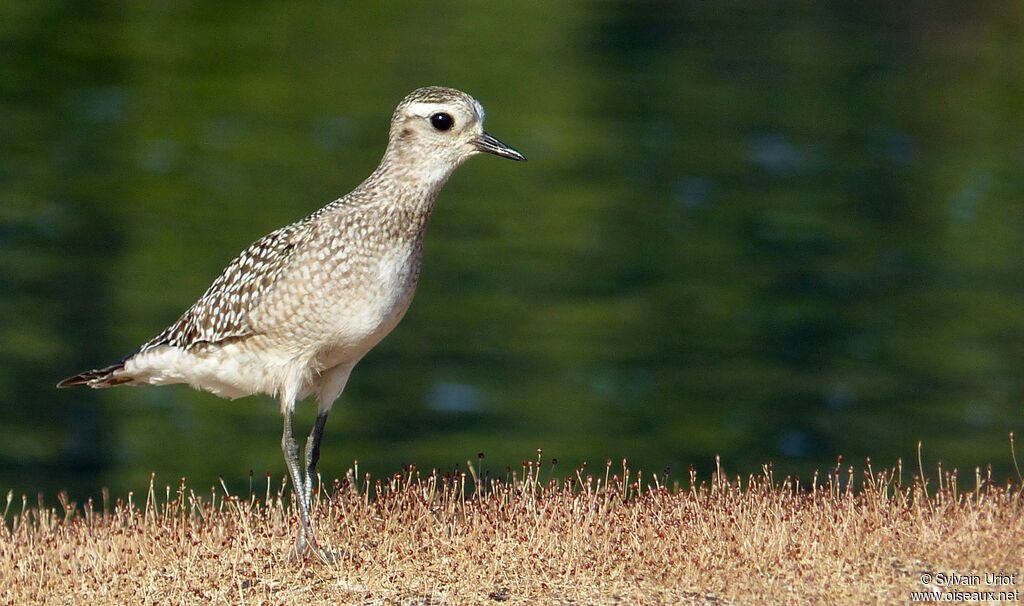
[386, 87, 525, 180]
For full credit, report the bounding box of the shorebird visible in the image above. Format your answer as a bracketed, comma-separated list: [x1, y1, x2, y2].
[58, 86, 526, 561]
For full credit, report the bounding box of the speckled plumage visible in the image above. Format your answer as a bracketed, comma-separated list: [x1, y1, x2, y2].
[58, 86, 525, 560]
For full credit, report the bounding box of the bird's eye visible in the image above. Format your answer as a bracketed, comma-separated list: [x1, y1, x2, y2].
[430, 113, 454, 131]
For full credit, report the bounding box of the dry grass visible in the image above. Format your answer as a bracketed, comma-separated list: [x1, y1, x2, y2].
[3, 451, 1024, 605]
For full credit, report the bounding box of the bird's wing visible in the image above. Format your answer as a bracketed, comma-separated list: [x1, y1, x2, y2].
[139, 219, 314, 352]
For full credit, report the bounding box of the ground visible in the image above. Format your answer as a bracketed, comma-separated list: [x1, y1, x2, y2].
[3, 455, 1023, 605]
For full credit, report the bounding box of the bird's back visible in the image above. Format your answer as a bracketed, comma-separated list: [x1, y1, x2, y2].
[143, 218, 314, 353]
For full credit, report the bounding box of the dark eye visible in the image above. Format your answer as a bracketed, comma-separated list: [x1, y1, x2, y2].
[430, 112, 454, 131]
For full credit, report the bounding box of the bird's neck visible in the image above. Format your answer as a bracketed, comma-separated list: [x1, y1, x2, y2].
[326, 148, 455, 241]
[362, 146, 457, 209]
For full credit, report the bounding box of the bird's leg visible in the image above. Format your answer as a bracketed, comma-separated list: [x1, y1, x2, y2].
[303, 410, 329, 522]
[290, 411, 335, 563]
[281, 407, 314, 559]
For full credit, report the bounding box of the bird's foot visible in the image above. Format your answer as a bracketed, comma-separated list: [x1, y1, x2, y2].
[291, 533, 341, 564]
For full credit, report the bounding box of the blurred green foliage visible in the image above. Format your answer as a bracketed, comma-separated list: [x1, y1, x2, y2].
[2, 2, 1024, 500]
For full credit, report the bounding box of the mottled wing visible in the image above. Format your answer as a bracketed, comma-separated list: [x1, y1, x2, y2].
[139, 220, 312, 351]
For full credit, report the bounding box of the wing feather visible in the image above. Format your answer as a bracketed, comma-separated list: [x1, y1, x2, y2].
[140, 220, 313, 351]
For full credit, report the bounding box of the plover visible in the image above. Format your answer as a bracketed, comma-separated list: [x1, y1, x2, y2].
[58, 86, 526, 561]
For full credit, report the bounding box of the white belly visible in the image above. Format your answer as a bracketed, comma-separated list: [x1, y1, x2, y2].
[123, 338, 295, 400]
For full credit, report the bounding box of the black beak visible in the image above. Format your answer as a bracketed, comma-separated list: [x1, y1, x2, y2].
[474, 132, 527, 161]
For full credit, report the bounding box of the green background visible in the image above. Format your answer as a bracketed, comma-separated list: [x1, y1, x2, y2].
[3, 2, 1024, 500]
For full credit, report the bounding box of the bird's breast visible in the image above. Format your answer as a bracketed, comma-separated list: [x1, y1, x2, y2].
[310, 239, 423, 367]
[365, 241, 423, 329]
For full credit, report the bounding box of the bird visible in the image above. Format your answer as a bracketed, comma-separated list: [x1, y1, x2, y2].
[57, 86, 526, 561]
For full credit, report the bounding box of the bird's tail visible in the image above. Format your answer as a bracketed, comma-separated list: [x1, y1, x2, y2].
[57, 363, 132, 389]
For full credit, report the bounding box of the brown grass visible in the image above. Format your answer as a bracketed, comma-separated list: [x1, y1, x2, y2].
[3, 451, 1024, 605]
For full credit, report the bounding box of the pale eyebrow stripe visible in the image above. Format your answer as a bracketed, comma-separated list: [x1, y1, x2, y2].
[405, 102, 446, 118]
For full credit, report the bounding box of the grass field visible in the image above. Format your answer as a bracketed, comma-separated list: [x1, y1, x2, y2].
[3, 449, 1024, 605]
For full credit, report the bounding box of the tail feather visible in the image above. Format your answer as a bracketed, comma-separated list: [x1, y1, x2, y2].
[57, 363, 131, 388]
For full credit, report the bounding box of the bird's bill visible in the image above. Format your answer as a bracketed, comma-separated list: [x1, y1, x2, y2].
[474, 132, 526, 161]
